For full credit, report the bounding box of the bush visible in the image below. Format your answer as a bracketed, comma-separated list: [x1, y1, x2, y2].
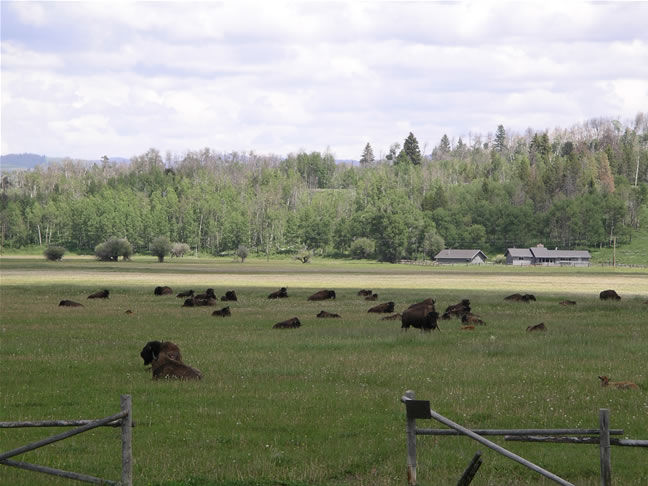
[350, 238, 375, 259]
[236, 245, 249, 262]
[94, 237, 133, 262]
[43, 246, 66, 261]
[171, 242, 191, 258]
[294, 248, 313, 264]
[150, 236, 172, 262]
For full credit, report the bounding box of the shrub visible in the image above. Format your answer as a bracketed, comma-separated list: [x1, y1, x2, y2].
[171, 242, 191, 258]
[150, 236, 172, 262]
[294, 248, 313, 264]
[94, 237, 133, 262]
[236, 245, 249, 262]
[43, 246, 66, 261]
[350, 238, 375, 259]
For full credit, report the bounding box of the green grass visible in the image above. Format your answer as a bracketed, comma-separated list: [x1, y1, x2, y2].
[1, 258, 647, 485]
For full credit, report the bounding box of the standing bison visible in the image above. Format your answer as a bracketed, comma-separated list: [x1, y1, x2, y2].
[599, 289, 621, 301]
[401, 299, 440, 332]
[308, 290, 336, 301]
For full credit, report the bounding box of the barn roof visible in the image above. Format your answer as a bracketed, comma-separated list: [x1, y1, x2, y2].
[434, 249, 488, 260]
[530, 247, 591, 259]
[506, 248, 533, 258]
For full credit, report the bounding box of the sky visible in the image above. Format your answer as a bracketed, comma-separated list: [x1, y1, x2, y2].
[1, 1, 648, 161]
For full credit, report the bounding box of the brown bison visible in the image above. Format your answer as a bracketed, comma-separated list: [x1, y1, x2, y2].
[368, 302, 395, 313]
[140, 341, 182, 366]
[317, 310, 341, 318]
[598, 375, 638, 390]
[559, 300, 577, 306]
[154, 286, 173, 296]
[308, 290, 336, 301]
[380, 313, 402, 321]
[460, 325, 475, 331]
[600, 289, 621, 301]
[268, 287, 288, 299]
[212, 306, 231, 317]
[461, 313, 485, 325]
[401, 300, 440, 332]
[195, 288, 216, 300]
[505, 293, 536, 302]
[273, 317, 302, 329]
[221, 290, 238, 302]
[176, 290, 194, 298]
[526, 322, 547, 332]
[365, 293, 378, 301]
[88, 289, 110, 299]
[125, 309, 133, 315]
[442, 299, 471, 319]
[152, 354, 202, 380]
[357, 289, 373, 297]
[59, 300, 83, 307]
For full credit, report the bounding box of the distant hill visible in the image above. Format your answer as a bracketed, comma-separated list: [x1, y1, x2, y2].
[1, 153, 130, 171]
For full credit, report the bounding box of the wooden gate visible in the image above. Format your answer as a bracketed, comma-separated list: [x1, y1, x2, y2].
[0, 394, 133, 486]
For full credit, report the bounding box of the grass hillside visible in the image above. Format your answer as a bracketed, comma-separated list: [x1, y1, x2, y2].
[589, 206, 648, 265]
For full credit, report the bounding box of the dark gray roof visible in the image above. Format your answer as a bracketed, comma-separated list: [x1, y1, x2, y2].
[530, 247, 591, 259]
[506, 248, 533, 258]
[434, 249, 487, 260]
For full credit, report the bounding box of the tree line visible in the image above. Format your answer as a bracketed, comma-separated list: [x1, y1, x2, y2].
[1, 114, 647, 262]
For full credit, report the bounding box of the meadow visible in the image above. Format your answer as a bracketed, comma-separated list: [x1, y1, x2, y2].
[1, 256, 647, 486]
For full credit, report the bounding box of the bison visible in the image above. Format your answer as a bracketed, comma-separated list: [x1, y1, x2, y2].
[152, 354, 202, 381]
[526, 322, 547, 332]
[87, 289, 109, 299]
[125, 309, 133, 315]
[221, 290, 238, 302]
[273, 317, 302, 329]
[559, 300, 577, 306]
[368, 302, 395, 313]
[154, 286, 173, 296]
[316, 310, 341, 318]
[401, 300, 440, 332]
[268, 287, 288, 299]
[599, 289, 621, 301]
[308, 290, 336, 301]
[212, 306, 231, 317]
[460, 325, 475, 331]
[461, 313, 485, 325]
[598, 375, 638, 390]
[442, 299, 471, 319]
[357, 289, 373, 297]
[365, 293, 378, 301]
[505, 293, 536, 302]
[140, 341, 182, 366]
[176, 290, 194, 298]
[380, 313, 402, 321]
[195, 288, 216, 300]
[59, 300, 83, 307]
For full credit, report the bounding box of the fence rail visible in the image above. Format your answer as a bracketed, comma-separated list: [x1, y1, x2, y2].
[0, 394, 133, 486]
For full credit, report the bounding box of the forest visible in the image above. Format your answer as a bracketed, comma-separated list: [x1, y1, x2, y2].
[1, 114, 647, 262]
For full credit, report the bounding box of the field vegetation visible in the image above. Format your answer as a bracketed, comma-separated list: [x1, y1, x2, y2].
[1, 257, 647, 486]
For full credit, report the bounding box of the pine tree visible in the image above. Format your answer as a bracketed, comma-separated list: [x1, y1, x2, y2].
[439, 134, 451, 154]
[402, 132, 422, 165]
[359, 143, 375, 166]
[494, 125, 507, 152]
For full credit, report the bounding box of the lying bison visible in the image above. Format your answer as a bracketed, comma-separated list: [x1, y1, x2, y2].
[273, 317, 301, 329]
[365, 293, 378, 301]
[221, 290, 238, 302]
[268, 287, 288, 299]
[380, 313, 402, 321]
[600, 289, 621, 301]
[401, 300, 440, 332]
[559, 300, 577, 306]
[154, 286, 173, 296]
[152, 354, 202, 380]
[527, 322, 547, 332]
[59, 300, 83, 307]
[176, 290, 194, 298]
[195, 288, 216, 300]
[368, 302, 395, 313]
[212, 306, 231, 317]
[308, 290, 336, 301]
[88, 289, 110, 299]
[357, 289, 373, 297]
[140, 341, 182, 366]
[461, 313, 485, 325]
[442, 299, 471, 319]
[505, 293, 536, 302]
[317, 310, 341, 318]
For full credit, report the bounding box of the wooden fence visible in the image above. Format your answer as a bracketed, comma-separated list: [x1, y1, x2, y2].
[402, 390, 648, 486]
[0, 394, 133, 486]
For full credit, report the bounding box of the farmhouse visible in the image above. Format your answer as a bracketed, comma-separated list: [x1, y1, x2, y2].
[505, 244, 591, 267]
[434, 249, 488, 264]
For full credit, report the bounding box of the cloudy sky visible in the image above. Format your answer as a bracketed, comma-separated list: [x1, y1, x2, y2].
[2, 1, 647, 161]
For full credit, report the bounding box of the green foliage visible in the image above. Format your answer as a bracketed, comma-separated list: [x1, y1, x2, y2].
[397, 132, 422, 165]
[236, 244, 249, 262]
[94, 237, 133, 261]
[349, 237, 375, 259]
[359, 142, 375, 166]
[294, 247, 313, 263]
[150, 235, 172, 262]
[43, 245, 65, 261]
[171, 242, 191, 257]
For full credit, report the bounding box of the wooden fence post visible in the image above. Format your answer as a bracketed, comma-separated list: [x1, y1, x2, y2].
[405, 390, 417, 485]
[121, 395, 133, 486]
[599, 408, 611, 486]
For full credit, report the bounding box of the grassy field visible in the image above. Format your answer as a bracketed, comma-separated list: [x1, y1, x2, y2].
[1, 257, 647, 486]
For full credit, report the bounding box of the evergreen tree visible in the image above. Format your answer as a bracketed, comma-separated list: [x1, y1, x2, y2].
[439, 134, 451, 154]
[401, 132, 422, 165]
[359, 143, 375, 166]
[494, 125, 507, 152]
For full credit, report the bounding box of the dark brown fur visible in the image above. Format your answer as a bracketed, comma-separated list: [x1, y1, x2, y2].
[176, 290, 194, 298]
[140, 341, 182, 366]
[401, 301, 440, 332]
[273, 317, 302, 329]
[505, 293, 536, 302]
[380, 313, 402, 321]
[442, 299, 471, 319]
[527, 322, 547, 332]
[87, 289, 109, 299]
[599, 289, 621, 301]
[268, 287, 288, 299]
[317, 310, 341, 318]
[307, 290, 336, 301]
[221, 290, 238, 301]
[212, 306, 231, 317]
[59, 300, 83, 307]
[461, 313, 485, 325]
[152, 355, 202, 380]
[195, 289, 216, 300]
[368, 302, 395, 313]
[357, 289, 373, 296]
[365, 293, 378, 301]
[154, 286, 173, 296]
[559, 300, 577, 306]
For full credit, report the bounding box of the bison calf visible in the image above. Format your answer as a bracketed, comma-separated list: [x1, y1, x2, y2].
[273, 317, 302, 329]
